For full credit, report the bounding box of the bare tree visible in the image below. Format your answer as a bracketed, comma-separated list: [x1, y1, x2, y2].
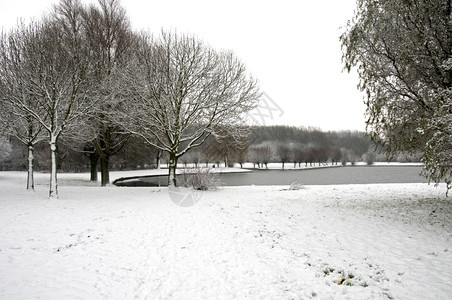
[205, 127, 250, 168]
[247, 145, 272, 168]
[329, 147, 342, 165]
[122, 31, 260, 186]
[312, 146, 329, 166]
[79, 0, 135, 186]
[293, 148, 304, 167]
[260, 145, 273, 169]
[0, 26, 47, 189]
[248, 147, 262, 168]
[341, 148, 357, 166]
[0, 0, 95, 198]
[305, 146, 316, 167]
[276, 144, 291, 169]
[236, 148, 247, 168]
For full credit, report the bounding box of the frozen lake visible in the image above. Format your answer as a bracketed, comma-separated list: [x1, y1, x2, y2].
[114, 165, 428, 187]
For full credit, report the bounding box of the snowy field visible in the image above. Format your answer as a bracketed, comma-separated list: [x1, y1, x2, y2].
[1, 171, 451, 299]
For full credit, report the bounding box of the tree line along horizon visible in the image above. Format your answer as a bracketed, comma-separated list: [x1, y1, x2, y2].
[1, 0, 451, 197]
[4, 125, 417, 175]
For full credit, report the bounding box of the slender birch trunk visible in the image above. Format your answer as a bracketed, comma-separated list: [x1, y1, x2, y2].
[49, 138, 58, 198]
[27, 145, 34, 190]
[156, 150, 161, 170]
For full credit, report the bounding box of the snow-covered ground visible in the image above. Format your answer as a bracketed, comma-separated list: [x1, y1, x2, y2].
[1, 171, 451, 299]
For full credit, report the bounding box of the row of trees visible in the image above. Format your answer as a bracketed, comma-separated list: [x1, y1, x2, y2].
[0, 0, 260, 197]
[249, 144, 358, 169]
[156, 127, 372, 169]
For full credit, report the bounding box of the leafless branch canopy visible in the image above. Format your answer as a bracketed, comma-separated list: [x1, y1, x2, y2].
[122, 31, 260, 158]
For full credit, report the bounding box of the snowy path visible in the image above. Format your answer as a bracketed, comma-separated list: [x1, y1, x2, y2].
[0, 172, 451, 299]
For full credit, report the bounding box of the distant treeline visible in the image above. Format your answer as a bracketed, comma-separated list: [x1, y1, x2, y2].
[250, 126, 371, 154]
[0, 126, 368, 171]
[0, 125, 420, 172]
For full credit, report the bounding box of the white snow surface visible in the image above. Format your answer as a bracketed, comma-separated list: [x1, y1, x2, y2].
[1, 171, 451, 299]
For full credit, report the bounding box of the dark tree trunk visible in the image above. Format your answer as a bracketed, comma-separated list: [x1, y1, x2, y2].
[93, 127, 113, 187]
[100, 156, 110, 186]
[90, 152, 99, 182]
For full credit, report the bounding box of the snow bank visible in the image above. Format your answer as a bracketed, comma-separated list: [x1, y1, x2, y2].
[0, 171, 451, 299]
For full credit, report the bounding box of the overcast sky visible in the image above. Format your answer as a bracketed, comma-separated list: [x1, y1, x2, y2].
[0, 0, 366, 131]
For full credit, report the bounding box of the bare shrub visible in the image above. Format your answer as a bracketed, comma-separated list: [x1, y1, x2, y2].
[289, 181, 304, 190]
[182, 168, 220, 190]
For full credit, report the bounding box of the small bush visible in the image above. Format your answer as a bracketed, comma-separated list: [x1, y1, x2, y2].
[289, 181, 304, 190]
[182, 167, 220, 190]
[362, 152, 376, 165]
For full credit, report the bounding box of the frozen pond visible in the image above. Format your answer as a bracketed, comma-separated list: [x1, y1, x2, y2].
[114, 165, 428, 187]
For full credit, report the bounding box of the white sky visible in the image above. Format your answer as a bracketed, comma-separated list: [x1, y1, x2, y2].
[0, 0, 366, 131]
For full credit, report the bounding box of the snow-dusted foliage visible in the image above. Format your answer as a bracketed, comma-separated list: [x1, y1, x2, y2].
[121, 31, 260, 186]
[422, 88, 452, 193]
[341, 0, 451, 189]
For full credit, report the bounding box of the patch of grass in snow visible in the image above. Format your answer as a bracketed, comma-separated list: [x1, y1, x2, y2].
[323, 267, 335, 276]
[322, 266, 366, 287]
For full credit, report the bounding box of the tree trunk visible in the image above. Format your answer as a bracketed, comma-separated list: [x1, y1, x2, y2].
[27, 145, 34, 190]
[93, 128, 111, 187]
[49, 139, 58, 198]
[156, 150, 161, 169]
[90, 152, 99, 182]
[168, 152, 178, 186]
[100, 156, 110, 186]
